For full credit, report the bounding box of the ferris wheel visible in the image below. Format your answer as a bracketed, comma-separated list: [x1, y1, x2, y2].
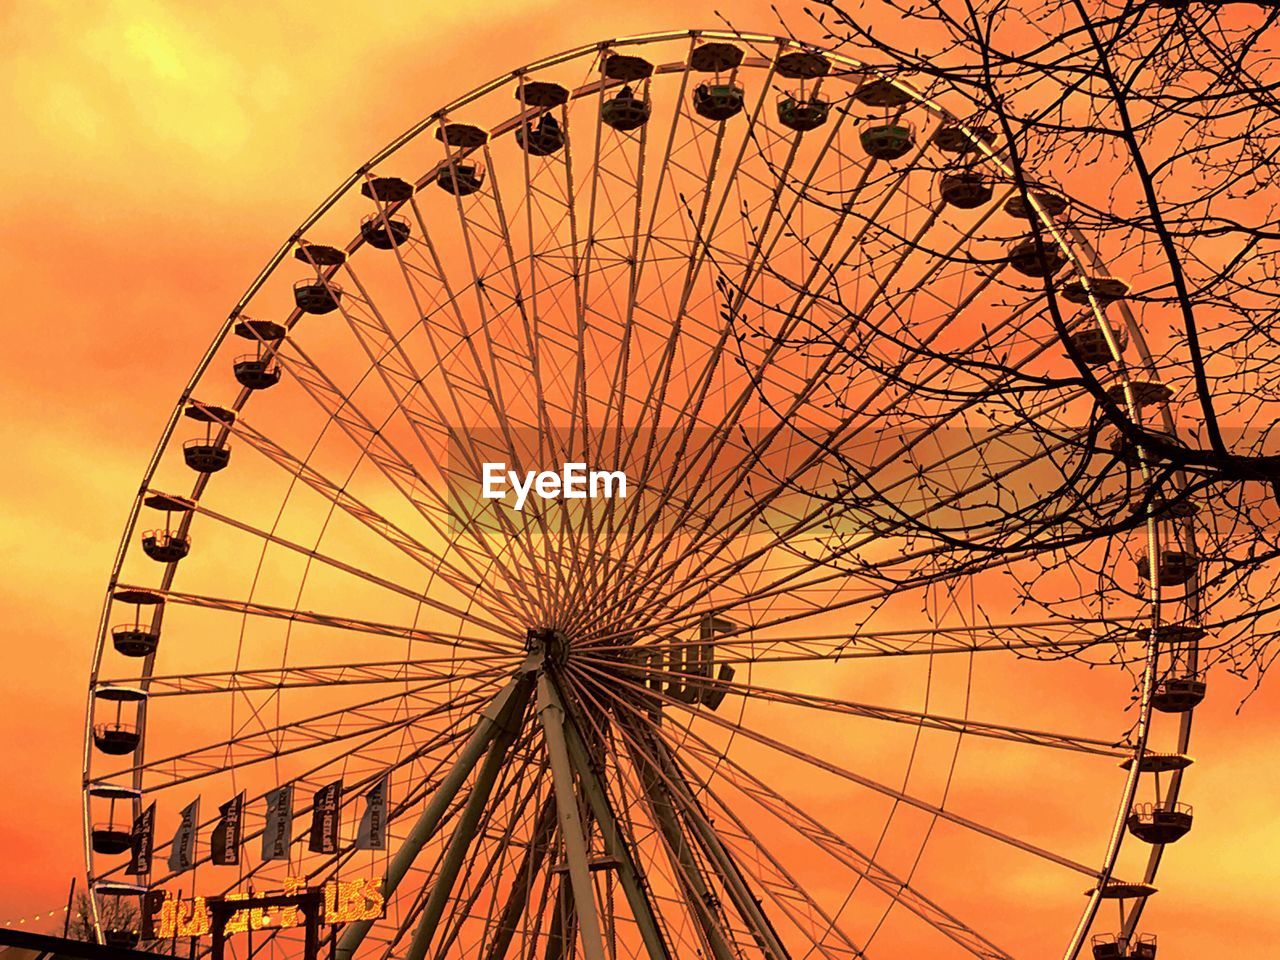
[83, 29, 1207, 960]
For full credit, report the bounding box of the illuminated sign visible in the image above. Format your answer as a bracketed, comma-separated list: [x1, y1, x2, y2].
[144, 877, 384, 939]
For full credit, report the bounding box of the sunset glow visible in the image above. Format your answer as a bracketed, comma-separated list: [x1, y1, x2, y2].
[2, 4, 1278, 959]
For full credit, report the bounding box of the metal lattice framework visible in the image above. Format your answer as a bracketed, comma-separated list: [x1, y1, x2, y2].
[83, 30, 1205, 960]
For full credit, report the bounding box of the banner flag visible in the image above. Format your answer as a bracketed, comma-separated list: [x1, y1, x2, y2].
[211, 792, 245, 866]
[167, 797, 200, 874]
[261, 784, 294, 863]
[355, 775, 389, 851]
[308, 780, 343, 854]
[126, 802, 156, 876]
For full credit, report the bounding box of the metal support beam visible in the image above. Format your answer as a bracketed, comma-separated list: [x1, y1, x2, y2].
[337, 677, 529, 960]
[644, 730, 791, 960]
[404, 685, 531, 960]
[544, 875, 577, 960]
[481, 794, 558, 960]
[536, 671, 608, 960]
[632, 739, 740, 960]
[559, 695, 674, 960]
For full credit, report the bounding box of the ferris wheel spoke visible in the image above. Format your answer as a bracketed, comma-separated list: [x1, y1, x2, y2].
[104, 651, 514, 698]
[268, 333, 549, 623]
[613, 421, 1091, 644]
[583, 57, 821, 616]
[707, 412, 1092, 598]
[581, 156, 747, 616]
[567, 44, 703, 601]
[124, 677, 502, 794]
[580, 515, 1028, 652]
[571, 656, 1129, 758]
[270, 301, 546, 607]
[660, 132, 942, 458]
[192, 404, 530, 626]
[437, 139, 555, 438]
[325, 253, 557, 606]
[729, 422, 1086, 588]
[615, 540, 1084, 664]
[544, 48, 670, 618]
[620, 335, 1013, 620]
[184, 675, 499, 798]
[539, 85, 631, 621]
[641, 724, 875, 960]
[116, 572, 515, 656]
[605, 148, 1023, 609]
[585, 617, 1146, 667]
[631, 67, 849, 421]
[599, 146, 960, 621]
[580, 673, 1107, 960]
[643, 697, 1016, 960]
[598, 35, 702, 435]
[423, 135, 581, 625]
[564, 52, 614, 449]
[769, 291, 1072, 514]
[489, 131, 610, 621]
[508, 83, 595, 617]
[598, 664, 1101, 877]
[378, 207, 588, 627]
[391, 183, 559, 468]
[596, 96, 864, 606]
[745, 273, 1035, 504]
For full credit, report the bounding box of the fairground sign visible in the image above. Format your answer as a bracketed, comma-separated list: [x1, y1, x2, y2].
[142, 877, 384, 939]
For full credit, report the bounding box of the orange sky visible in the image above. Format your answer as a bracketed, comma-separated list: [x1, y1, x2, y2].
[1, 1, 1278, 955]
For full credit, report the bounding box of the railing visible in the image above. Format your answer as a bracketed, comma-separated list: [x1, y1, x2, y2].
[93, 722, 138, 738]
[1129, 801, 1192, 820]
[294, 278, 343, 294]
[233, 353, 278, 369]
[861, 120, 916, 136]
[360, 213, 409, 228]
[142, 530, 189, 545]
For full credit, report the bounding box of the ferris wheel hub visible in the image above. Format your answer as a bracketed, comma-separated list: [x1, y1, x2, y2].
[525, 626, 570, 666]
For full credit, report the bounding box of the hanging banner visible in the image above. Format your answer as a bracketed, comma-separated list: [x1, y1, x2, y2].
[211, 792, 245, 866]
[126, 802, 156, 876]
[167, 797, 200, 874]
[261, 784, 294, 863]
[355, 775, 389, 851]
[308, 781, 343, 854]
